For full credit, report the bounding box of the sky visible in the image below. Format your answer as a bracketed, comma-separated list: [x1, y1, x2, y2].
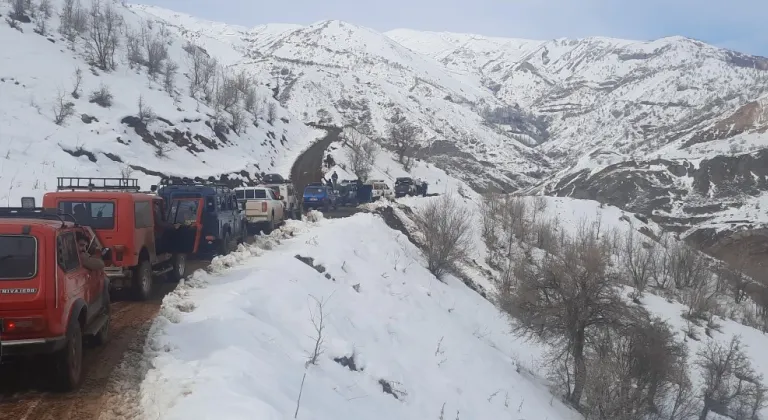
[137, 0, 767, 57]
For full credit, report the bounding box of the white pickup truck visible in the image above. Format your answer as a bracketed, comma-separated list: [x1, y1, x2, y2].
[234, 186, 285, 233]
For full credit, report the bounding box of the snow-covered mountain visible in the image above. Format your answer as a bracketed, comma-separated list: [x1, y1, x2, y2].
[0, 0, 317, 206]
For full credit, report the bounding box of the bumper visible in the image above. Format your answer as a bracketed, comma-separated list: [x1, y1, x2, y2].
[1, 335, 67, 359]
[246, 216, 269, 224]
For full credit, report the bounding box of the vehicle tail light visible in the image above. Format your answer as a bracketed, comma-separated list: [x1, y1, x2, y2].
[114, 244, 125, 262]
[3, 317, 45, 334]
[262, 202, 267, 212]
[205, 235, 215, 241]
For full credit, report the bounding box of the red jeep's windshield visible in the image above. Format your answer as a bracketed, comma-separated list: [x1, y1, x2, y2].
[57, 201, 115, 229]
[0, 234, 37, 280]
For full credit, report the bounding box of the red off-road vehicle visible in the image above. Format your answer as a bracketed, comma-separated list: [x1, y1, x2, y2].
[42, 177, 200, 301]
[0, 208, 111, 391]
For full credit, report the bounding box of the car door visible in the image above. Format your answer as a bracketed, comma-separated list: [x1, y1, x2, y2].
[168, 198, 204, 254]
[57, 231, 90, 313]
[77, 227, 106, 314]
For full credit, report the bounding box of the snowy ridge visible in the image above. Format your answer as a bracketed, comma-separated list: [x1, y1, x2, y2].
[0, 0, 315, 206]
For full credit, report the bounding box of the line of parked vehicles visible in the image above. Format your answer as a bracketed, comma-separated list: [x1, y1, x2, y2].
[0, 172, 427, 391]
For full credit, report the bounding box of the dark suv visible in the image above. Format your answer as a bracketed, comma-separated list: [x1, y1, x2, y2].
[155, 177, 247, 256]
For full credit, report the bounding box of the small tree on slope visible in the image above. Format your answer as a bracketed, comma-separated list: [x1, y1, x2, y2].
[413, 194, 473, 280]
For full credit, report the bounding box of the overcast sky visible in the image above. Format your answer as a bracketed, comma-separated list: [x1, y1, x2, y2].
[138, 0, 767, 56]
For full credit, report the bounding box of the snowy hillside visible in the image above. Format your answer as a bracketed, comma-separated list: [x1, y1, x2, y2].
[0, 0, 316, 205]
[140, 214, 578, 420]
[141, 195, 768, 420]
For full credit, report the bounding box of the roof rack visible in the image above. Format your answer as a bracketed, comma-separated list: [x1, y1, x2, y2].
[159, 176, 229, 188]
[57, 177, 140, 192]
[0, 207, 77, 227]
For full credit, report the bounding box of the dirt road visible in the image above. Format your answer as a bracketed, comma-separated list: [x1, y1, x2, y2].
[290, 125, 342, 194]
[0, 259, 210, 420]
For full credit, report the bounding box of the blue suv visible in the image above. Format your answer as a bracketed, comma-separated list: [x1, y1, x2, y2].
[303, 185, 337, 212]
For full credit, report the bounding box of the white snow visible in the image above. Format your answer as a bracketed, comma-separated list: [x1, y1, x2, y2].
[140, 214, 579, 420]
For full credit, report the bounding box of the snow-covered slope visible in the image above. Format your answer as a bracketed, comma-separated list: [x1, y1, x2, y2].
[0, 0, 316, 205]
[141, 214, 578, 420]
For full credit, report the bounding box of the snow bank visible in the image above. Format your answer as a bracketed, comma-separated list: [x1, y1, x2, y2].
[140, 213, 578, 420]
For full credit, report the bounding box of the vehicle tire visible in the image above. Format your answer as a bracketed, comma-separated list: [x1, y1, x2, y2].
[92, 290, 111, 346]
[239, 223, 248, 244]
[133, 259, 153, 301]
[169, 253, 186, 282]
[219, 231, 231, 255]
[266, 215, 275, 233]
[53, 319, 84, 392]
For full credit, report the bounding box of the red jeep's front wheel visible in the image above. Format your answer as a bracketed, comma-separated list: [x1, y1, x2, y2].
[133, 260, 153, 301]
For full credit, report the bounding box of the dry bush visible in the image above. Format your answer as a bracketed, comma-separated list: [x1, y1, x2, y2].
[500, 224, 626, 407]
[163, 60, 178, 95]
[479, 192, 503, 264]
[413, 194, 473, 280]
[85, 0, 122, 71]
[88, 83, 113, 107]
[52, 90, 75, 125]
[185, 44, 217, 98]
[697, 336, 767, 420]
[141, 21, 169, 77]
[266, 102, 277, 124]
[343, 128, 378, 181]
[137, 94, 154, 123]
[621, 228, 657, 298]
[388, 116, 420, 170]
[582, 314, 691, 420]
[59, 0, 87, 40]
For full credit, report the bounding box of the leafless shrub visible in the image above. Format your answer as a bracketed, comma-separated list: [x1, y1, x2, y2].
[230, 107, 247, 134]
[125, 29, 142, 68]
[88, 83, 113, 107]
[532, 217, 559, 254]
[582, 314, 690, 420]
[185, 44, 217, 98]
[8, 0, 27, 21]
[137, 94, 155, 122]
[305, 294, 327, 367]
[499, 223, 626, 407]
[5, 16, 21, 31]
[267, 102, 277, 124]
[34, 0, 52, 34]
[162, 60, 178, 95]
[343, 127, 378, 181]
[141, 21, 169, 77]
[388, 116, 421, 170]
[71, 67, 82, 98]
[697, 336, 767, 420]
[413, 194, 473, 280]
[244, 86, 262, 116]
[85, 0, 122, 71]
[621, 228, 656, 299]
[59, 0, 87, 41]
[479, 193, 503, 264]
[52, 90, 76, 125]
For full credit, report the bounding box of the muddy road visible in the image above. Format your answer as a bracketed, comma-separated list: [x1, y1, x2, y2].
[0, 259, 210, 420]
[290, 125, 342, 194]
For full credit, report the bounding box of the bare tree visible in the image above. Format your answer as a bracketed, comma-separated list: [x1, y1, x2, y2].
[230, 107, 247, 134]
[185, 44, 217, 98]
[388, 117, 421, 170]
[85, 0, 122, 71]
[162, 60, 178, 95]
[141, 21, 169, 77]
[9, 0, 27, 21]
[52, 90, 76, 125]
[582, 314, 689, 420]
[499, 224, 626, 407]
[34, 0, 52, 34]
[343, 128, 378, 181]
[479, 193, 502, 265]
[266, 102, 277, 124]
[621, 228, 656, 298]
[244, 86, 261, 116]
[696, 336, 766, 420]
[413, 194, 473, 280]
[124, 28, 142, 68]
[59, 0, 87, 41]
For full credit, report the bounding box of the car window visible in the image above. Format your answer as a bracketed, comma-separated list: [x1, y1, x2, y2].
[170, 200, 200, 224]
[56, 232, 80, 273]
[0, 234, 37, 280]
[304, 187, 325, 194]
[58, 201, 115, 229]
[235, 190, 245, 200]
[134, 201, 153, 228]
